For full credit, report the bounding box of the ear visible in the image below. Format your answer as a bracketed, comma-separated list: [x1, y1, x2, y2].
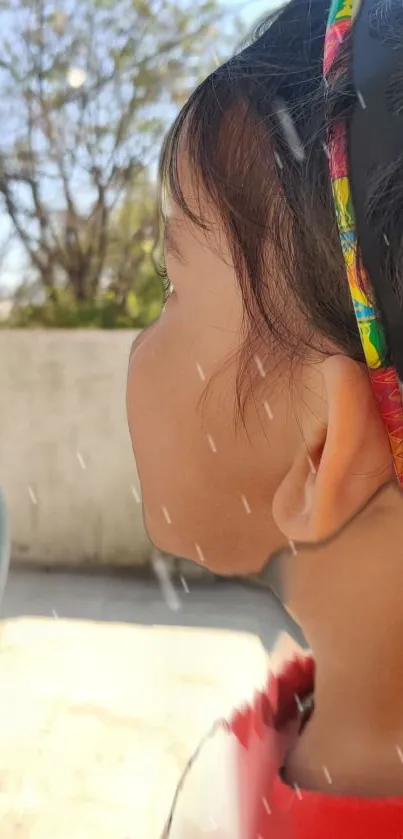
[272, 356, 393, 542]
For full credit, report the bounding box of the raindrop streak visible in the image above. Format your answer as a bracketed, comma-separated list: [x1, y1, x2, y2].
[357, 90, 366, 109]
[207, 434, 217, 453]
[195, 543, 206, 564]
[162, 506, 172, 524]
[263, 400, 273, 420]
[384, 233, 390, 246]
[294, 784, 303, 800]
[28, 486, 37, 505]
[180, 575, 190, 594]
[76, 451, 86, 470]
[323, 766, 333, 785]
[241, 494, 251, 514]
[289, 539, 298, 556]
[262, 797, 271, 815]
[212, 48, 221, 68]
[274, 152, 283, 170]
[131, 485, 141, 504]
[196, 362, 206, 382]
[255, 355, 266, 379]
[152, 554, 181, 612]
[322, 142, 330, 159]
[396, 745, 403, 763]
[294, 693, 304, 715]
[52, 609, 59, 619]
[274, 100, 305, 162]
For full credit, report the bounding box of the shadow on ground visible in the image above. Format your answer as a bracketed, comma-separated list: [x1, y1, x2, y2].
[2, 566, 306, 651]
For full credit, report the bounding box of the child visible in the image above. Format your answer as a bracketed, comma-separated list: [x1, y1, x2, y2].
[126, 0, 403, 833]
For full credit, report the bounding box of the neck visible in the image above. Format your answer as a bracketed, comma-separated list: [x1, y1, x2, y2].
[287, 623, 403, 795]
[313, 576, 403, 732]
[282, 484, 403, 794]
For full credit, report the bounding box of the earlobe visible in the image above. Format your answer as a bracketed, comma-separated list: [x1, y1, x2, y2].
[272, 356, 393, 543]
[272, 442, 324, 542]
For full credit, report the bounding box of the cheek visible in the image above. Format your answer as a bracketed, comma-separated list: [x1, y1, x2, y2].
[127, 306, 200, 480]
[127, 274, 244, 482]
[127, 299, 240, 517]
[126, 288, 288, 573]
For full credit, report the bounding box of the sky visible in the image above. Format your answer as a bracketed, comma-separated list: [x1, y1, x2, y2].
[0, 0, 280, 293]
[239, 0, 278, 25]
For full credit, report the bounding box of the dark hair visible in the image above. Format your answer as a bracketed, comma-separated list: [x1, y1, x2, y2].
[159, 0, 365, 404]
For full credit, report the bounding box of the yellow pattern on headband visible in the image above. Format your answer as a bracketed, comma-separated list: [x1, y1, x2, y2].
[324, 0, 403, 484]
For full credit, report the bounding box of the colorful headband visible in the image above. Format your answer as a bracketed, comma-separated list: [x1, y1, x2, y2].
[324, 0, 403, 486]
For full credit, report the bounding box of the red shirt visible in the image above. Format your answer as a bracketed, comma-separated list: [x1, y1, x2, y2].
[272, 775, 403, 839]
[165, 655, 403, 838]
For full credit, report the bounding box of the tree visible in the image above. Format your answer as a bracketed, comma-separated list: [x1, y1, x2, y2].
[0, 0, 237, 322]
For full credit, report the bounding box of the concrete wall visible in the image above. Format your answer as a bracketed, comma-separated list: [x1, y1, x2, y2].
[0, 330, 152, 566]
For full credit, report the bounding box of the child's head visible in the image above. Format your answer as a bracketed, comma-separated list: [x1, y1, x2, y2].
[127, 0, 394, 576]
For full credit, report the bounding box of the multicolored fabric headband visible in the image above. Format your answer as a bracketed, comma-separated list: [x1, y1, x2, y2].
[324, 0, 403, 486]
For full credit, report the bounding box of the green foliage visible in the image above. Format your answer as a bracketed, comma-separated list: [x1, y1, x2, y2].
[5, 267, 164, 329]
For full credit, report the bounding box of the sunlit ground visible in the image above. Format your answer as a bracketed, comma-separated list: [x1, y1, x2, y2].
[0, 567, 301, 839]
[0, 617, 271, 838]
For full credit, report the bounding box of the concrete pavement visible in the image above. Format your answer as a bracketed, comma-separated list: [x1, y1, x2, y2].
[0, 568, 305, 838]
[2, 566, 305, 646]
